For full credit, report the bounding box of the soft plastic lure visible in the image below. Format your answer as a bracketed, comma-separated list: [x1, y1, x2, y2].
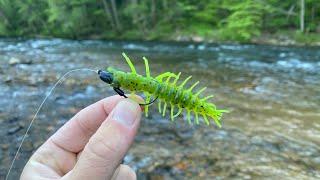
[98, 53, 227, 127]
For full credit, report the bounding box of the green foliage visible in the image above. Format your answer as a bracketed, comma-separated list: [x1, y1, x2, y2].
[218, 0, 269, 41]
[17, 0, 48, 35]
[291, 31, 320, 44]
[46, 0, 108, 38]
[0, 0, 319, 42]
[0, 0, 19, 35]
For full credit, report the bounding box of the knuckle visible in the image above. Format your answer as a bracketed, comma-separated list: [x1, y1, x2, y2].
[75, 116, 94, 135]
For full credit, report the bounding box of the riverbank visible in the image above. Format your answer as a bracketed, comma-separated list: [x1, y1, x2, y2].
[131, 31, 320, 47]
[20, 30, 319, 47]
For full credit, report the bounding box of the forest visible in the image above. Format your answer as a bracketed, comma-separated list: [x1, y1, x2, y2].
[0, 0, 319, 43]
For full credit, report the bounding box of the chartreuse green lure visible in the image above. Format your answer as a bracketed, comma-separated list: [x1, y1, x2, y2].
[98, 53, 228, 127]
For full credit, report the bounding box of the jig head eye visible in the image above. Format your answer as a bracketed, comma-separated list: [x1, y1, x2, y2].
[98, 70, 113, 84]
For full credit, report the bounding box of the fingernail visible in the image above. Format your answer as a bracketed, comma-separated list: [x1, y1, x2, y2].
[112, 99, 139, 127]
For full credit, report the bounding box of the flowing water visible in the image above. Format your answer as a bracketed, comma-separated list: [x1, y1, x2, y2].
[0, 39, 319, 179]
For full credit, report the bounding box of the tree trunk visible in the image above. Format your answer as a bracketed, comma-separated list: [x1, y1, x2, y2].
[151, 0, 156, 26]
[130, 0, 138, 24]
[286, 5, 295, 23]
[162, 0, 168, 9]
[300, 0, 305, 32]
[102, 0, 115, 30]
[110, 0, 121, 32]
[311, 6, 315, 23]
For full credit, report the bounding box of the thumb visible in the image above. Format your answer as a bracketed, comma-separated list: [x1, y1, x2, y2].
[69, 98, 141, 180]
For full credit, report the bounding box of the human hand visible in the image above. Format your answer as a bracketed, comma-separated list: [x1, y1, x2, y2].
[21, 95, 142, 180]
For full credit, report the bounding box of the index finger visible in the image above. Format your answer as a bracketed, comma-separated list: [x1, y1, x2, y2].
[49, 95, 125, 153]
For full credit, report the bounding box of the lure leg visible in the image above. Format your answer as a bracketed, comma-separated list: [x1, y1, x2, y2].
[144, 94, 151, 117]
[155, 72, 177, 82]
[195, 112, 199, 125]
[208, 102, 217, 110]
[173, 107, 182, 118]
[170, 104, 175, 121]
[202, 114, 210, 125]
[160, 74, 174, 118]
[165, 74, 174, 83]
[162, 102, 167, 116]
[201, 95, 214, 102]
[187, 110, 191, 125]
[158, 100, 162, 113]
[143, 57, 150, 77]
[122, 53, 137, 74]
[195, 87, 207, 97]
[168, 72, 181, 121]
[179, 76, 192, 88]
[172, 72, 181, 85]
[143, 57, 151, 117]
[188, 81, 199, 92]
[209, 110, 226, 128]
[212, 117, 222, 128]
[156, 72, 176, 115]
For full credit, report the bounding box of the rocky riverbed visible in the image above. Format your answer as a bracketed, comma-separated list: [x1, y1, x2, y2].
[1, 39, 319, 179]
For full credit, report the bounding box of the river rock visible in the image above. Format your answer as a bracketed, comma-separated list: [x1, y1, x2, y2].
[8, 116, 19, 123]
[4, 76, 12, 83]
[23, 141, 34, 151]
[7, 125, 23, 135]
[9, 57, 21, 65]
[8, 57, 32, 65]
[192, 36, 204, 42]
[1, 143, 9, 150]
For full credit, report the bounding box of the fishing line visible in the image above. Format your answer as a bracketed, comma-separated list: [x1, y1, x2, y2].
[6, 68, 98, 180]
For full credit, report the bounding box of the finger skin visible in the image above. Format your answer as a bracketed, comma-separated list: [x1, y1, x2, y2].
[111, 165, 136, 180]
[68, 98, 141, 180]
[21, 95, 142, 180]
[50, 95, 126, 153]
[21, 96, 126, 179]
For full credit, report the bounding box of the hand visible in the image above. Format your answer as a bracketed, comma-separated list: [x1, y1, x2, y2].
[21, 95, 142, 180]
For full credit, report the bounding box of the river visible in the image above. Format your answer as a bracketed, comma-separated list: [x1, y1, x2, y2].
[0, 39, 319, 179]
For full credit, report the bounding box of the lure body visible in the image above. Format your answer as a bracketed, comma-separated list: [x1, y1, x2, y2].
[102, 53, 227, 127]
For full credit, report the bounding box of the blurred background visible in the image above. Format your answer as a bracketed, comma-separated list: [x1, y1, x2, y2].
[0, 0, 320, 179]
[0, 0, 320, 43]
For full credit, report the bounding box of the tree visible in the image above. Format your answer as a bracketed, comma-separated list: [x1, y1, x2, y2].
[110, 0, 121, 32]
[0, 0, 319, 42]
[219, 0, 270, 41]
[300, 0, 305, 32]
[102, 0, 116, 30]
